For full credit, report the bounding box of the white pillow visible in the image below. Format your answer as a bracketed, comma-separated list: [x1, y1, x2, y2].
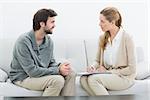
[136, 61, 150, 80]
[0, 68, 8, 82]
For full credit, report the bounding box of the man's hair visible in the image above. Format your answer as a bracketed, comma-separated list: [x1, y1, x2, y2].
[33, 8, 57, 31]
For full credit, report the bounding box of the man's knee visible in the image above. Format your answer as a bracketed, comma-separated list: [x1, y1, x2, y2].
[66, 71, 76, 79]
[69, 71, 76, 77]
[54, 75, 65, 87]
[48, 75, 65, 89]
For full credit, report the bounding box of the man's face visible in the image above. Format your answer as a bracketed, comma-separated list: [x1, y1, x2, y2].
[44, 17, 56, 34]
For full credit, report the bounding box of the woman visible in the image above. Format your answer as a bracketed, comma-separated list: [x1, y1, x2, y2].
[80, 7, 136, 96]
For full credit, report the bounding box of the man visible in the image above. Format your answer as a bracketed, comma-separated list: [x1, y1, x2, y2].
[9, 8, 76, 96]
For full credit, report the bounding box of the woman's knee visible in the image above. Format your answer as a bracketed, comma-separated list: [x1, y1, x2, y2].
[88, 75, 98, 82]
[80, 76, 87, 85]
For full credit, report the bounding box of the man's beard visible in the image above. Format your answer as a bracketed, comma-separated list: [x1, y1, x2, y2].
[45, 30, 53, 34]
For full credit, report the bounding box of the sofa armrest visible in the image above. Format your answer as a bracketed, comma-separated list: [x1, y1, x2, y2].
[0, 68, 8, 82]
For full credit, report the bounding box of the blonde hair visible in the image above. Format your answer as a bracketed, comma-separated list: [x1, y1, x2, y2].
[100, 7, 122, 50]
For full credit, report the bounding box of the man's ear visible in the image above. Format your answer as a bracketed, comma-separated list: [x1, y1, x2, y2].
[111, 20, 115, 25]
[40, 22, 45, 28]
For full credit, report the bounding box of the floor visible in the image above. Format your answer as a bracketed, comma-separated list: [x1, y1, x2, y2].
[1, 94, 150, 100]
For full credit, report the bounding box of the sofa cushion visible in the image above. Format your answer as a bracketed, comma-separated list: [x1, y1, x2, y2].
[84, 38, 99, 66]
[0, 82, 42, 96]
[109, 80, 149, 95]
[53, 37, 87, 72]
[65, 38, 87, 72]
[0, 38, 16, 73]
[136, 62, 150, 80]
[0, 68, 8, 82]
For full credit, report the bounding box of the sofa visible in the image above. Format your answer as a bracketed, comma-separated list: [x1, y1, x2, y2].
[0, 37, 150, 96]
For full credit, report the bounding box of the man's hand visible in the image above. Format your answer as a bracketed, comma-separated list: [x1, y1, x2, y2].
[59, 62, 71, 76]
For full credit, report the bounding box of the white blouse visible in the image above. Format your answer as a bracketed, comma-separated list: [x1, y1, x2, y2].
[103, 28, 123, 67]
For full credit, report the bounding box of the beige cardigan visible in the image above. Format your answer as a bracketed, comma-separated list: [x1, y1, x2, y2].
[94, 31, 136, 80]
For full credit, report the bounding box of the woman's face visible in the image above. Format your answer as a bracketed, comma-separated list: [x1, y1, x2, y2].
[99, 14, 112, 32]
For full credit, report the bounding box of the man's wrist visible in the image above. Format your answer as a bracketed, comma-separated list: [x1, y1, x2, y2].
[58, 63, 61, 66]
[58, 63, 61, 74]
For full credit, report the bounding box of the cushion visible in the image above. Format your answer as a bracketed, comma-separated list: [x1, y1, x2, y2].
[53, 37, 86, 72]
[136, 62, 150, 80]
[109, 80, 149, 95]
[0, 68, 8, 82]
[0, 82, 42, 96]
[0, 38, 16, 73]
[147, 76, 150, 79]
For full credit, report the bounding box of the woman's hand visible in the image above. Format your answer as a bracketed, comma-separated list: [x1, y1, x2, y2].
[97, 66, 106, 72]
[87, 66, 96, 73]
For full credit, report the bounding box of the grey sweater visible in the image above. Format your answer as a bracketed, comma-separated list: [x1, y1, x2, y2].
[9, 30, 60, 82]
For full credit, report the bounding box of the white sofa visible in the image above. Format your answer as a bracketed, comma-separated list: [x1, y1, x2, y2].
[0, 37, 150, 96]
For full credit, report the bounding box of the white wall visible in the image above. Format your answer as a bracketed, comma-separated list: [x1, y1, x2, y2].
[0, 0, 149, 62]
[148, 0, 150, 64]
[148, 1, 150, 73]
[0, 4, 3, 38]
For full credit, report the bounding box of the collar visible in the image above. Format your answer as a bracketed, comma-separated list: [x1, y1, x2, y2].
[28, 30, 49, 51]
[108, 27, 123, 43]
[113, 27, 123, 42]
